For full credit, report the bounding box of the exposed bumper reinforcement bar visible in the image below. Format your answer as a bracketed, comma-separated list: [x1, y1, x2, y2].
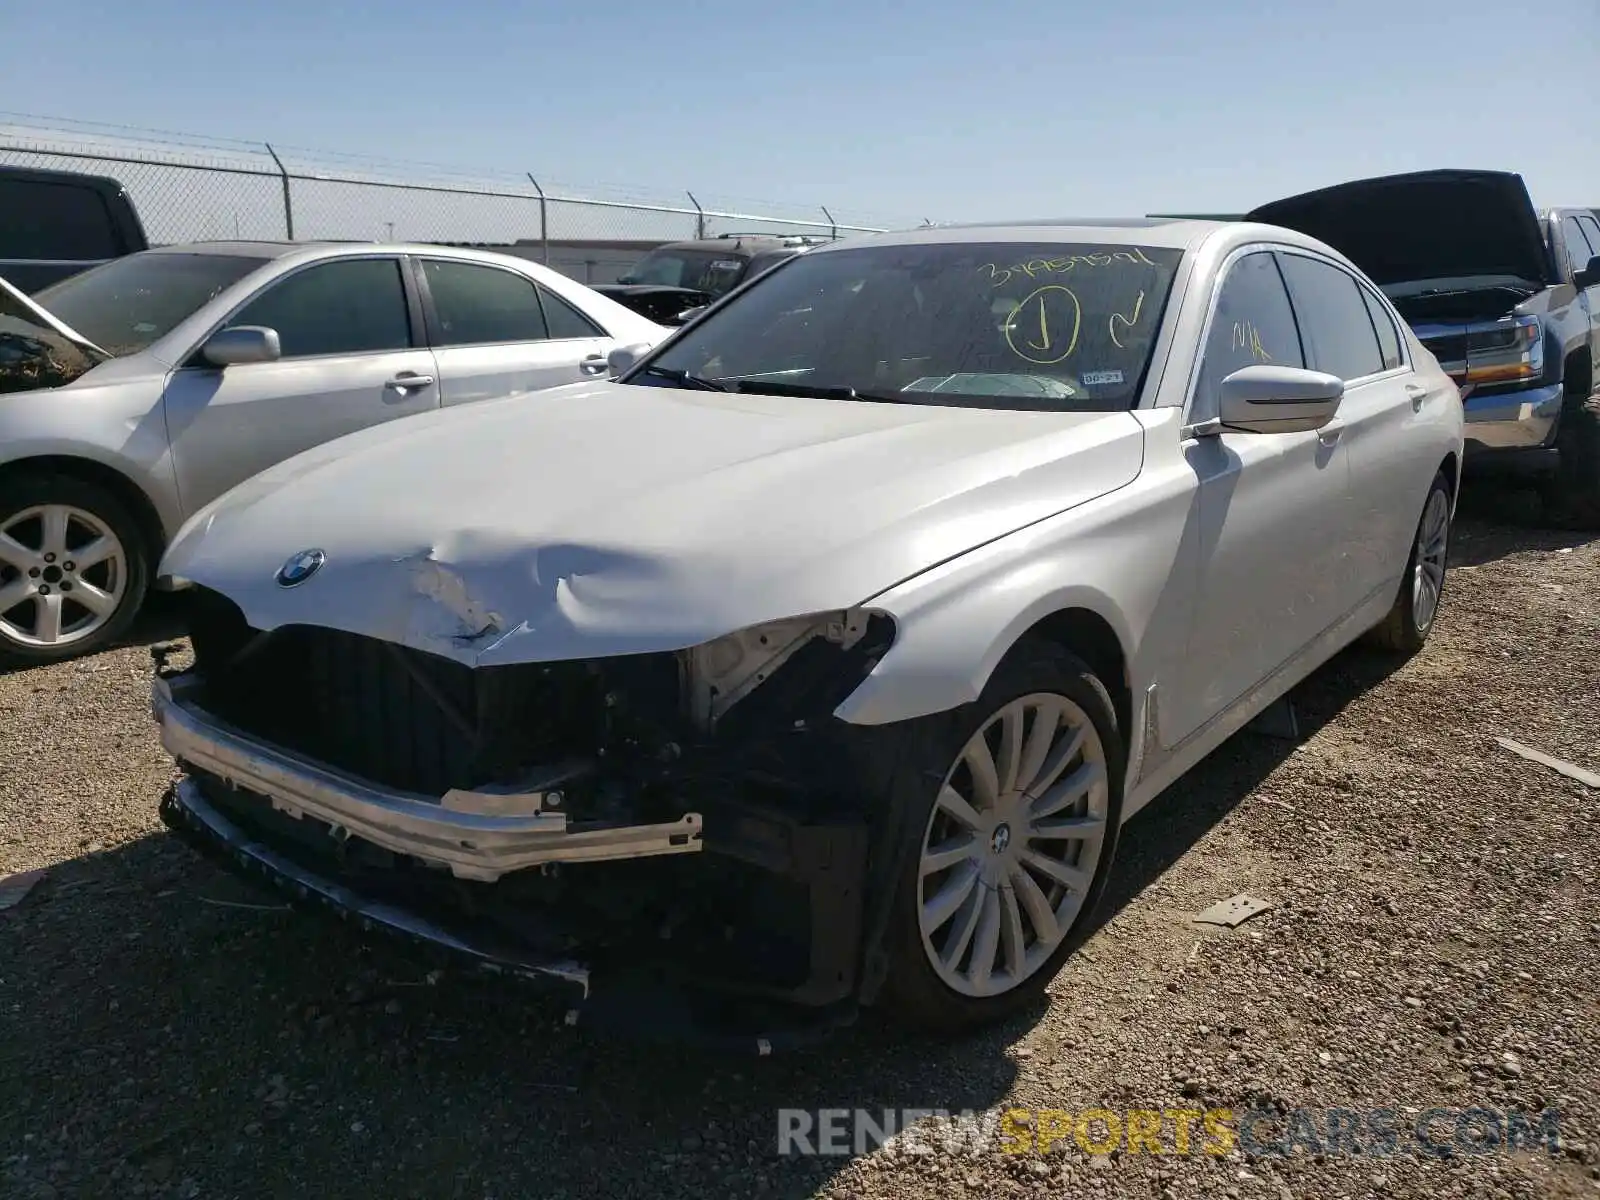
[152, 672, 703, 882]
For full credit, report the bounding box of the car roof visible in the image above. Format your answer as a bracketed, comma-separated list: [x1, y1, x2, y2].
[0, 163, 132, 196]
[650, 234, 829, 254]
[141, 241, 563, 270]
[838, 218, 1226, 251]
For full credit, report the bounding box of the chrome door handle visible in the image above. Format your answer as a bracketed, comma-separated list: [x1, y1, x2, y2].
[385, 372, 435, 393]
[579, 354, 608, 375]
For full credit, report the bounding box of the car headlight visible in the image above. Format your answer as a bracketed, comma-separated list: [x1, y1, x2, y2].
[1461, 315, 1544, 388]
[684, 609, 896, 730]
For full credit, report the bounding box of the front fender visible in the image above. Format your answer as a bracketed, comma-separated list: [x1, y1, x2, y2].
[0, 372, 180, 539]
[834, 425, 1196, 729]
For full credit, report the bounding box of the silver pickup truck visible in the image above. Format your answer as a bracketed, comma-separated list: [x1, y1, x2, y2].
[1248, 171, 1600, 525]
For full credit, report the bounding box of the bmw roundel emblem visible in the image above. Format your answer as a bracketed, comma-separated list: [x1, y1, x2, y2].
[275, 548, 326, 588]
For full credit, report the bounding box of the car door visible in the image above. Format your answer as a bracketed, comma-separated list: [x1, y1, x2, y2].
[161, 256, 438, 516]
[1276, 250, 1428, 598]
[1164, 248, 1354, 746]
[1563, 215, 1600, 391]
[417, 258, 611, 407]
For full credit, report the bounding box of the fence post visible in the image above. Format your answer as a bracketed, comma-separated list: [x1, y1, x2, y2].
[526, 173, 549, 263]
[821, 206, 838, 240]
[686, 191, 705, 240]
[264, 143, 294, 240]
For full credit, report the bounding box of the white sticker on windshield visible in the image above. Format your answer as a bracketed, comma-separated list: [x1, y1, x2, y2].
[711, 260, 742, 271]
[1081, 369, 1124, 386]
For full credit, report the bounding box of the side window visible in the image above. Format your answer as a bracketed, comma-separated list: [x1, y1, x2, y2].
[1562, 217, 1597, 274]
[0, 179, 121, 260]
[536, 284, 605, 339]
[1578, 216, 1600, 259]
[423, 260, 548, 345]
[1359, 285, 1404, 371]
[1276, 254, 1385, 381]
[231, 259, 411, 358]
[1194, 251, 1304, 417]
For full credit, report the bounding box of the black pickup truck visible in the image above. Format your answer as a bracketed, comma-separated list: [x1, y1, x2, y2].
[1248, 170, 1600, 525]
[595, 232, 830, 324]
[0, 164, 149, 292]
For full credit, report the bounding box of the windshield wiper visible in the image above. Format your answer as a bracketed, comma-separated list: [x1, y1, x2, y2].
[729, 379, 908, 404]
[636, 365, 730, 391]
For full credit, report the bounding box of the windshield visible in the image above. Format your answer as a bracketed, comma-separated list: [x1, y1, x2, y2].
[623, 241, 1183, 411]
[34, 252, 267, 357]
[0, 283, 105, 394]
[620, 248, 749, 295]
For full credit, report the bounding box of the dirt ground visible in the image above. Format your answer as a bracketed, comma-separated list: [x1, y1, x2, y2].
[2, 483, 1597, 1200]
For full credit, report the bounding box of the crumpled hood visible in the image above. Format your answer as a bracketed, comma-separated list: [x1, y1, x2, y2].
[1247, 169, 1554, 288]
[161, 383, 1144, 666]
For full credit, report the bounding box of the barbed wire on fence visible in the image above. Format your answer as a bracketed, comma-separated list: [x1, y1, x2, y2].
[0, 114, 910, 254]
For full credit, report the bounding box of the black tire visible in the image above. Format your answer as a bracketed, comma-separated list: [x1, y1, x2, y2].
[1552, 391, 1600, 530]
[0, 472, 149, 668]
[1367, 470, 1452, 654]
[874, 639, 1126, 1032]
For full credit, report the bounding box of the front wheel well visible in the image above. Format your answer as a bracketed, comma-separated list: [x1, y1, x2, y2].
[0, 456, 166, 564]
[1439, 451, 1460, 502]
[1006, 607, 1130, 741]
[1565, 346, 1594, 405]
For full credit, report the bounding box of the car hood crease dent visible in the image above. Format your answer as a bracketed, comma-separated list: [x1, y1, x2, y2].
[160, 384, 1145, 667]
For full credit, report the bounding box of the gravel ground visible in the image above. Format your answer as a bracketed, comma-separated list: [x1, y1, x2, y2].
[2, 489, 1598, 1200]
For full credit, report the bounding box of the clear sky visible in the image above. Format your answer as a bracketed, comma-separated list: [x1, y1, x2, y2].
[5, 0, 1597, 226]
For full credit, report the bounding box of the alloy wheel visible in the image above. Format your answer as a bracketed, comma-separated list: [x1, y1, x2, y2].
[0, 504, 128, 648]
[1412, 487, 1450, 633]
[917, 692, 1110, 998]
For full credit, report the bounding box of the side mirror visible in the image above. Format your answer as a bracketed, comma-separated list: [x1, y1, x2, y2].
[202, 325, 281, 367]
[606, 342, 653, 375]
[1574, 254, 1600, 290]
[1217, 364, 1344, 434]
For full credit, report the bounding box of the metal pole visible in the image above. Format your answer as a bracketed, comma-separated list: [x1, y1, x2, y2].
[686, 191, 705, 240]
[526, 173, 548, 263]
[821, 205, 837, 241]
[264, 142, 294, 240]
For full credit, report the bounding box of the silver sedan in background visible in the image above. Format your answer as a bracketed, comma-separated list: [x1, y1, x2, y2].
[0, 242, 669, 664]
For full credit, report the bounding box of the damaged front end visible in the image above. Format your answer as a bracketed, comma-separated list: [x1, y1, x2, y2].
[153, 587, 901, 1049]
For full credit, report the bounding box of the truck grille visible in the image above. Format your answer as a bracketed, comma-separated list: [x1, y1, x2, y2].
[1420, 333, 1469, 376]
[185, 590, 681, 797]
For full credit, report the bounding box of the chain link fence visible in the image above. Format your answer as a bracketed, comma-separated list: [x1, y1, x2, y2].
[0, 115, 903, 255]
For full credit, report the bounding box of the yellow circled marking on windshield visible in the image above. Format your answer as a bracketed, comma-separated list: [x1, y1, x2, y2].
[1005, 285, 1082, 366]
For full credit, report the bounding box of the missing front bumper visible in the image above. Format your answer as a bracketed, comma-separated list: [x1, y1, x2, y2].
[153, 665, 881, 1042]
[152, 672, 703, 882]
[159, 779, 863, 1052]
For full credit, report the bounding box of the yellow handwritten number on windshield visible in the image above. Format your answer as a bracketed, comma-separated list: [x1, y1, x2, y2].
[1006, 286, 1081, 365]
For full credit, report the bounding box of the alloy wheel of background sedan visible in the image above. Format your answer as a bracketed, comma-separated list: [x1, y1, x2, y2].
[1412, 487, 1450, 634]
[917, 691, 1110, 998]
[0, 504, 128, 648]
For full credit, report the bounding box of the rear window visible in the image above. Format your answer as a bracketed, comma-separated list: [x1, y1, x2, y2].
[0, 178, 122, 261]
[34, 252, 265, 357]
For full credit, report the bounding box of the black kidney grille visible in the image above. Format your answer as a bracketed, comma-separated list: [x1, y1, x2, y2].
[191, 612, 681, 799]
